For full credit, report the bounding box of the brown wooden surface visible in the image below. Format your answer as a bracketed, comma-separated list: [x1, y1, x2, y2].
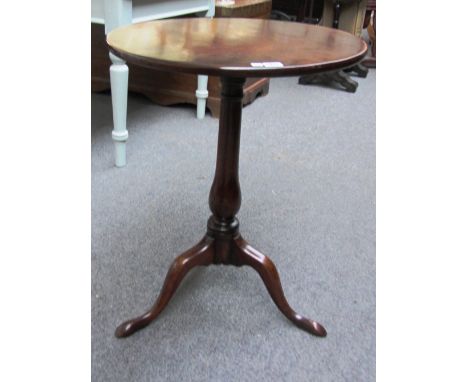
[92, 23, 269, 118]
[367, 0, 376, 9]
[107, 18, 368, 77]
[362, 3, 376, 68]
[215, 0, 272, 19]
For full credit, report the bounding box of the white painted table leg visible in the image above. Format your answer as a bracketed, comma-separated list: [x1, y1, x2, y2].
[196, 74, 208, 119]
[109, 52, 129, 167]
[196, 4, 214, 120]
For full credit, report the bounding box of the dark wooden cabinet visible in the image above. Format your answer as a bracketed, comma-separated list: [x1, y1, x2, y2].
[272, 0, 306, 17]
[272, 0, 323, 22]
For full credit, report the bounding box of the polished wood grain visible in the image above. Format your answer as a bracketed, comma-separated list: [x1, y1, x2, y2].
[115, 77, 326, 338]
[107, 18, 367, 77]
[92, 23, 269, 118]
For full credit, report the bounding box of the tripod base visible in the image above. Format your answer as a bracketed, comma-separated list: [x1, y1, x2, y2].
[115, 217, 326, 338]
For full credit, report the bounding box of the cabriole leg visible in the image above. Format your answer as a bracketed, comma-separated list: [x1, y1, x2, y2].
[233, 236, 327, 337]
[115, 237, 215, 338]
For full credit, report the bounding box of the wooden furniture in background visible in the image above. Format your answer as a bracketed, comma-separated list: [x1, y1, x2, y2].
[107, 18, 367, 339]
[92, 1, 270, 128]
[91, 0, 215, 167]
[321, 0, 367, 34]
[215, 0, 272, 18]
[271, 0, 307, 20]
[92, 24, 268, 120]
[299, 0, 368, 92]
[362, 0, 376, 68]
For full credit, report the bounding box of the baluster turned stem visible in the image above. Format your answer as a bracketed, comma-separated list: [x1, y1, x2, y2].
[209, 77, 246, 227]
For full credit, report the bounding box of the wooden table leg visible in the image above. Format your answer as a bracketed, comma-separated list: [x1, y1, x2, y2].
[299, 71, 359, 93]
[115, 76, 326, 338]
[115, 237, 215, 338]
[345, 63, 369, 78]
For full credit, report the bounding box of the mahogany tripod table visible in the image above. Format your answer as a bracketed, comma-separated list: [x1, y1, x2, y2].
[107, 18, 367, 338]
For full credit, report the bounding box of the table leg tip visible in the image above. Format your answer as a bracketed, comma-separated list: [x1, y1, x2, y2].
[299, 318, 327, 337]
[115, 321, 136, 338]
[312, 322, 327, 337]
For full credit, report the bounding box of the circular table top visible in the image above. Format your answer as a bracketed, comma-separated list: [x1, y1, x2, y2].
[107, 18, 367, 78]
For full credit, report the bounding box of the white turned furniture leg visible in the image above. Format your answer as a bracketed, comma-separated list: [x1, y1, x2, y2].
[195, 3, 214, 119]
[196, 75, 208, 119]
[109, 52, 129, 167]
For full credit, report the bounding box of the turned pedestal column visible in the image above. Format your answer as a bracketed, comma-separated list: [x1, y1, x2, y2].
[115, 77, 327, 338]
